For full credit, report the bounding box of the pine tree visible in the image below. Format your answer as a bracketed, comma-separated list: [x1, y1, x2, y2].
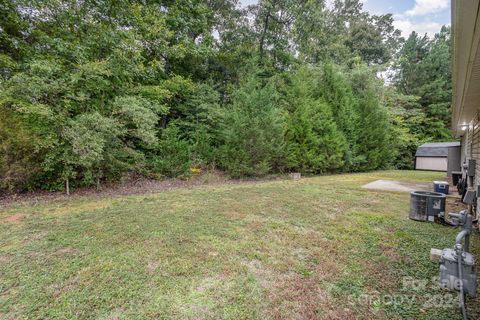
[350, 64, 393, 171]
[282, 67, 347, 173]
[285, 97, 346, 173]
[315, 64, 358, 169]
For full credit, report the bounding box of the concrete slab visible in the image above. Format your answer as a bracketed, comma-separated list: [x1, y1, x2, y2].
[362, 180, 432, 193]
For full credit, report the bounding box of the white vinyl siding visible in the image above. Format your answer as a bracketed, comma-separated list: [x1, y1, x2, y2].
[461, 115, 480, 188]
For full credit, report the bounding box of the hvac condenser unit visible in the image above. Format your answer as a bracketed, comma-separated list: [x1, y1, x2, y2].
[409, 191, 446, 222]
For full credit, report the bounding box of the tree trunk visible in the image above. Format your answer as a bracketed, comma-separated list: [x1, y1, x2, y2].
[259, 7, 271, 60]
[66, 178, 70, 196]
[160, 115, 168, 129]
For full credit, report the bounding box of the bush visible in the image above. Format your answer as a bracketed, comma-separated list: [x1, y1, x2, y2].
[148, 125, 191, 178]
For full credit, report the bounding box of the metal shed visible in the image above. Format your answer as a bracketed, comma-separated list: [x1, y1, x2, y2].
[415, 142, 461, 174]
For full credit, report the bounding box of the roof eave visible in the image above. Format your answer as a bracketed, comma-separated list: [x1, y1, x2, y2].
[451, 0, 480, 137]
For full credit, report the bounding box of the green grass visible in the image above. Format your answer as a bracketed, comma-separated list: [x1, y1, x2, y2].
[0, 170, 478, 319]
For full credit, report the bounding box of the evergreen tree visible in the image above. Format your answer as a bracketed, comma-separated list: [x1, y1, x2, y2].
[383, 88, 423, 169]
[285, 98, 346, 173]
[283, 67, 346, 173]
[315, 64, 358, 169]
[350, 64, 393, 171]
[148, 124, 191, 178]
[218, 73, 284, 177]
[393, 27, 452, 141]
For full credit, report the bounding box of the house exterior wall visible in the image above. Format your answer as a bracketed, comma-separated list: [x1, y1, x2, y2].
[461, 115, 480, 189]
[452, 0, 480, 217]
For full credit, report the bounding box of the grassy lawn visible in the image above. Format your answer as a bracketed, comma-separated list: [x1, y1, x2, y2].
[1, 170, 479, 319]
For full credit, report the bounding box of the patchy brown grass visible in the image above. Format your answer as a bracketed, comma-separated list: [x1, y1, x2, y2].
[2, 213, 27, 223]
[0, 170, 476, 319]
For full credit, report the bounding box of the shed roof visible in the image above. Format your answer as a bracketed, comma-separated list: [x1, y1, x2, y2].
[415, 142, 461, 157]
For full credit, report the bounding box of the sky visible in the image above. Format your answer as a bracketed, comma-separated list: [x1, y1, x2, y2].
[239, 0, 451, 37]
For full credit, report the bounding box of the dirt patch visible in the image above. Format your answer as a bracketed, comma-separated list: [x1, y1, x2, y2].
[47, 200, 112, 216]
[49, 273, 81, 299]
[27, 247, 77, 259]
[146, 261, 159, 274]
[446, 197, 468, 214]
[53, 247, 77, 256]
[264, 264, 361, 320]
[104, 308, 125, 320]
[196, 274, 228, 293]
[0, 255, 12, 265]
[2, 213, 27, 223]
[242, 251, 346, 320]
[0, 170, 288, 210]
[379, 243, 401, 262]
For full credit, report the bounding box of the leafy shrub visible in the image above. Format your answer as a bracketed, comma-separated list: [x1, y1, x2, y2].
[148, 125, 191, 178]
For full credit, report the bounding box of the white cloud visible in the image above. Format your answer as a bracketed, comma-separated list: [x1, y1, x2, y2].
[405, 0, 449, 16]
[393, 18, 444, 37]
[324, 0, 448, 39]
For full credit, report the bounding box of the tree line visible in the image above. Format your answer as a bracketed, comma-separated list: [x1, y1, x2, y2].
[0, 0, 452, 192]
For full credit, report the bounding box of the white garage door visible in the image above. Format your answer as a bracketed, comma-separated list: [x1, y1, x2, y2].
[415, 157, 448, 171]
